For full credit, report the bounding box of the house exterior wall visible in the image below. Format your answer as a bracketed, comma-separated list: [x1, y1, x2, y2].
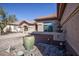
[60, 3, 79, 55]
[3, 25, 21, 32]
[28, 26, 36, 33]
[61, 4, 79, 24]
[20, 23, 36, 33]
[36, 20, 58, 32]
[3, 22, 36, 33]
[36, 22, 44, 32]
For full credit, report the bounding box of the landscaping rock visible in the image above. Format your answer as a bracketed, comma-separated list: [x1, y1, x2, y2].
[36, 43, 64, 56]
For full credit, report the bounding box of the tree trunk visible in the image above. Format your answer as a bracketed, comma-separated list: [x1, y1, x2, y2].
[1, 28, 4, 35]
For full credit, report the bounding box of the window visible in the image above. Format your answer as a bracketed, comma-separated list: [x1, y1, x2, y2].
[24, 26, 28, 31]
[44, 22, 53, 32]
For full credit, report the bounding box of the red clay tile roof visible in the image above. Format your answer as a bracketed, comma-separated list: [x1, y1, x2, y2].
[35, 13, 57, 21]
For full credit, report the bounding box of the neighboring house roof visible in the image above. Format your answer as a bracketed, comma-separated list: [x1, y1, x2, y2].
[25, 20, 36, 24]
[19, 20, 36, 25]
[10, 21, 22, 25]
[9, 20, 36, 25]
[35, 13, 57, 22]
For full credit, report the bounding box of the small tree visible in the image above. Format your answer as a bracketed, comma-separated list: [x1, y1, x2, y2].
[7, 15, 17, 24]
[0, 22, 5, 34]
[0, 7, 6, 34]
[0, 7, 17, 34]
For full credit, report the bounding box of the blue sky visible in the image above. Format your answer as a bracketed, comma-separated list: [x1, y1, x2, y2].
[0, 3, 57, 21]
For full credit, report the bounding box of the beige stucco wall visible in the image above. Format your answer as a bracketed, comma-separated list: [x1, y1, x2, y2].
[36, 22, 44, 32]
[60, 3, 79, 55]
[20, 23, 36, 33]
[36, 20, 58, 32]
[3, 25, 21, 32]
[61, 3, 79, 25]
[3, 22, 36, 33]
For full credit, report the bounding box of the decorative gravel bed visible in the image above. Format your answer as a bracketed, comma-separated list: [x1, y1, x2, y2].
[0, 33, 65, 56]
[0, 43, 65, 56]
[36, 43, 65, 56]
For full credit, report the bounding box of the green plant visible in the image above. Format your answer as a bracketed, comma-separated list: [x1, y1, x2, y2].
[0, 22, 5, 34]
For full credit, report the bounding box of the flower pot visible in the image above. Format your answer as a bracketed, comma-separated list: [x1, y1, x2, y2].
[23, 35, 35, 51]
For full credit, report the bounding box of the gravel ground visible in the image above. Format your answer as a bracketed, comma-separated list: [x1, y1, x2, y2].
[0, 33, 27, 40]
[0, 33, 26, 51]
[0, 33, 65, 56]
[36, 43, 65, 56]
[0, 33, 42, 56]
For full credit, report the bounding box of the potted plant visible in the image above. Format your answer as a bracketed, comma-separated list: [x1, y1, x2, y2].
[23, 35, 35, 51]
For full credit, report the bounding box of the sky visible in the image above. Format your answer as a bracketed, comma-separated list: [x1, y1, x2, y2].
[0, 3, 57, 21]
